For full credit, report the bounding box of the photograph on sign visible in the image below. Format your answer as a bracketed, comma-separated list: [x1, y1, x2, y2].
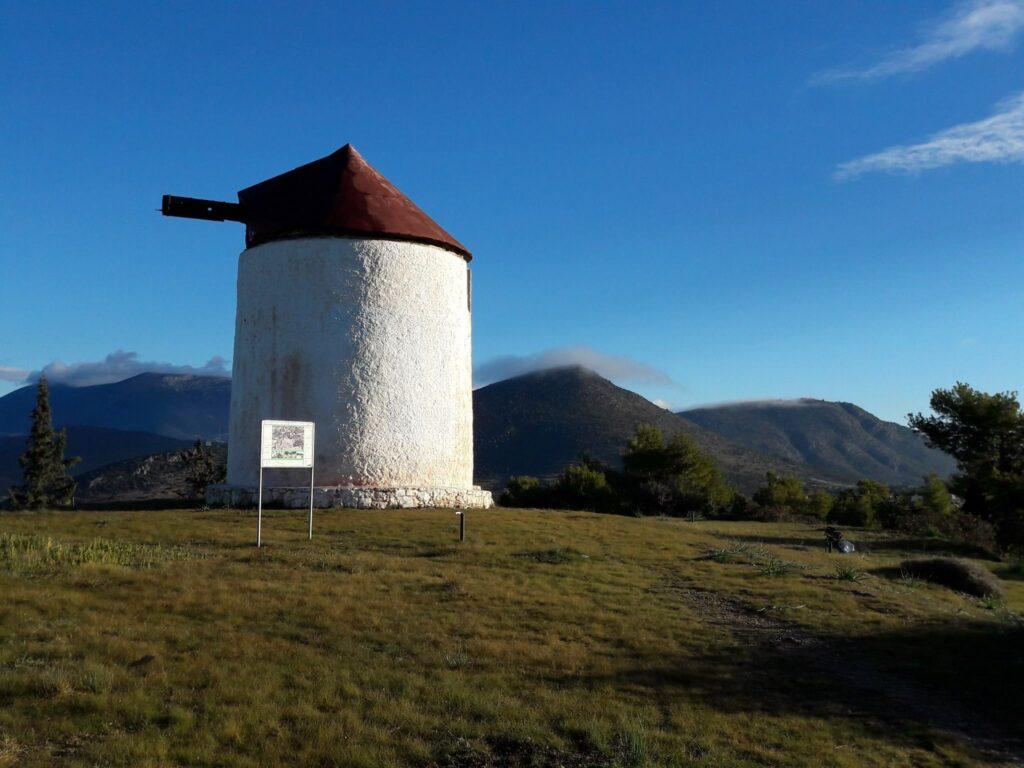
[261, 420, 315, 468]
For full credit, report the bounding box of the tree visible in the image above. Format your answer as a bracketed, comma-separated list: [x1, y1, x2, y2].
[554, 463, 615, 512]
[753, 472, 808, 511]
[828, 480, 890, 528]
[499, 476, 545, 507]
[177, 440, 226, 500]
[622, 424, 733, 516]
[919, 473, 954, 517]
[908, 383, 1024, 552]
[8, 377, 80, 510]
[750, 473, 833, 520]
[805, 490, 834, 521]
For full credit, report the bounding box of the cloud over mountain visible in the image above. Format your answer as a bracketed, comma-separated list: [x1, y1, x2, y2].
[0, 366, 29, 384]
[21, 351, 231, 388]
[474, 346, 679, 388]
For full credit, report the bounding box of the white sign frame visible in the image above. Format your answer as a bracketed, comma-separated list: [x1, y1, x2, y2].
[258, 419, 316, 547]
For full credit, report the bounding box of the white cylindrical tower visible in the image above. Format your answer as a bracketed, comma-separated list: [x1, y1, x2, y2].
[210, 144, 491, 509]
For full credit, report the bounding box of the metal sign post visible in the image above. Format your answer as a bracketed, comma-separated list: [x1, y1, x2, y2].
[257, 420, 316, 547]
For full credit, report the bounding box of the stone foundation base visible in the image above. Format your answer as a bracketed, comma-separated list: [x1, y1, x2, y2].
[207, 484, 494, 510]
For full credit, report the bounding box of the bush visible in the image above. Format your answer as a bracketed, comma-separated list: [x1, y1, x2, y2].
[829, 480, 890, 528]
[554, 464, 615, 512]
[499, 476, 546, 508]
[899, 557, 1004, 599]
[750, 474, 833, 520]
[877, 495, 998, 555]
[621, 425, 734, 517]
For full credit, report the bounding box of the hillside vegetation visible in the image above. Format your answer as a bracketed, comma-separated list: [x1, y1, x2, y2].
[0, 426, 194, 496]
[0, 508, 1020, 767]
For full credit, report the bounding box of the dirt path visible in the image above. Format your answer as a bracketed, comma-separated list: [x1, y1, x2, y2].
[659, 576, 1024, 766]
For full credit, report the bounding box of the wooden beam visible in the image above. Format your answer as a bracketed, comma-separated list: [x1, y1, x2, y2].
[161, 195, 246, 223]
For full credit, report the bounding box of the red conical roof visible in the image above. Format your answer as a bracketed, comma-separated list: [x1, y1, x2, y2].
[238, 144, 470, 260]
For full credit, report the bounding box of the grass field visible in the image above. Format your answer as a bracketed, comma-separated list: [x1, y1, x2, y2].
[0, 507, 1021, 767]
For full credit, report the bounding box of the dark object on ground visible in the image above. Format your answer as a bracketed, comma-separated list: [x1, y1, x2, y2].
[825, 526, 856, 554]
[899, 557, 1004, 599]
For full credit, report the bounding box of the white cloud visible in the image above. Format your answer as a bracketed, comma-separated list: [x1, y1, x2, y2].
[836, 91, 1024, 179]
[650, 398, 674, 411]
[23, 350, 230, 387]
[0, 366, 29, 383]
[814, 0, 1024, 84]
[474, 346, 680, 388]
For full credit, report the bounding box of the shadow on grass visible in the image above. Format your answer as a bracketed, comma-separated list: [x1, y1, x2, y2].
[855, 537, 1000, 561]
[74, 499, 203, 511]
[560, 620, 1024, 759]
[722, 533, 822, 550]
[996, 563, 1024, 582]
[722, 531, 1001, 562]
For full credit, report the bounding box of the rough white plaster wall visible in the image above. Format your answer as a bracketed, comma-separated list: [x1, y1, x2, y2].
[226, 237, 474, 489]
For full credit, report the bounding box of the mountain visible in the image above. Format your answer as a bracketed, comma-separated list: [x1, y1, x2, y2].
[6, 368, 935, 504]
[0, 426, 194, 497]
[473, 367, 842, 493]
[680, 399, 956, 488]
[0, 373, 230, 441]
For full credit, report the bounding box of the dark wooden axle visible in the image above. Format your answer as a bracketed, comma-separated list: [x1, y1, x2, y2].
[161, 195, 246, 223]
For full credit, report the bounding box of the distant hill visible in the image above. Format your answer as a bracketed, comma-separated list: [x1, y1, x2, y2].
[0, 373, 230, 441]
[473, 366, 843, 494]
[5, 369, 940, 504]
[75, 444, 227, 505]
[680, 399, 955, 488]
[0, 426, 194, 497]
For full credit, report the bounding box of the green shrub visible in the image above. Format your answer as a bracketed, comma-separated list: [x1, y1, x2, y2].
[899, 557, 1004, 599]
[833, 564, 868, 582]
[756, 555, 804, 577]
[499, 476, 546, 507]
[621, 425, 734, 517]
[701, 540, 767, 564]
[554, 464, 616, 512]
[829, 480, 890, 528]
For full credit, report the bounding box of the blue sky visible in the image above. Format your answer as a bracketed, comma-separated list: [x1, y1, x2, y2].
[1, 1, 1021, 422]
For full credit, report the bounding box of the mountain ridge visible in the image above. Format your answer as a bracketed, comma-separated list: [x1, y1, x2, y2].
[473, 366, 845, 493]
[0, 373, 230, 441]
[680, 398, 954, 487]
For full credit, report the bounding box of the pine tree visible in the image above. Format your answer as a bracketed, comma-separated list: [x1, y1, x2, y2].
[8, 376, 80, 510]
[178, 439, 226, 499]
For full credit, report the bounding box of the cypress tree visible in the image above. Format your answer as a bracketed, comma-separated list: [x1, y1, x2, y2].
[8, 376, 80, 510]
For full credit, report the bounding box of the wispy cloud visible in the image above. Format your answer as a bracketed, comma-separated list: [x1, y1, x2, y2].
[474, 346, 680, 388]
[0, 366, 29, 383]
[836, 91, 1024, 179]
[19, 350, 231, 388]
[814, 0, 1024, 84]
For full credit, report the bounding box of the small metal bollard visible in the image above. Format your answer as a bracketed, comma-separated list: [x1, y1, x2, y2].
[455, 511, 465, 542]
